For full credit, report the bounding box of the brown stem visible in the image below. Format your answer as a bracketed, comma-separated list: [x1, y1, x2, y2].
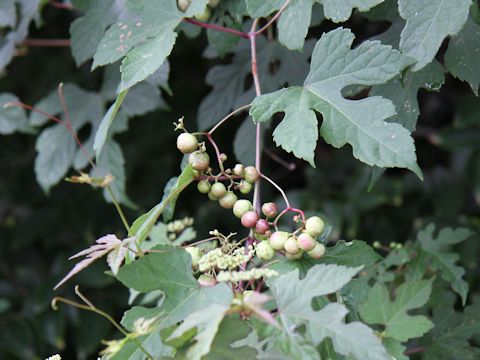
[404, 347, 426, 356]
[183, 18, 249, 39]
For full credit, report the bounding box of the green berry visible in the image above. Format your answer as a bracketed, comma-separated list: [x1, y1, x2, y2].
[208, 191, 219, 201]
[261, 202, 278, 218]
[305, 216, 325, 237]
[194, 6, 211, 21]
[176, 132, 198, 154]
[286, 251, 303, 260]
[239, 180, 252, 194]
[307, 243, 325, 259]
[219, 192, 238, 209]
[197, 180, 211, 194]
[211, 182, 227, 198]
[284, 237, 299, 255]
[185, 247, 201, 268]
[189, 151, 210, 171]
[269, 231, 288, 250]
[256, 241, 275, 261]
[233, 164, 244, 176]
[244, 166, 259, 183]
[297, 233, 316, 251]
[220, 153, 227, 162]
[233, 199, 253, 218]
[198, 274, 217, 287]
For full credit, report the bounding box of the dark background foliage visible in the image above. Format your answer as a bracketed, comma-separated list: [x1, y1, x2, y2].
[0, 3, 479, 359]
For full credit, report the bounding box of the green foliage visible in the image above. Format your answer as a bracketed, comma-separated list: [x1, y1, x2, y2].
[1, 0, 480, 359]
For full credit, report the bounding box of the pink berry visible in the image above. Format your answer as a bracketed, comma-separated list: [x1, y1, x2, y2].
[297, 233, 316, 251]
[241, 211, 259, 228]
[261, 202, 278, 218]
[244, 166, 259, 183]
[255, 219, 270, 234]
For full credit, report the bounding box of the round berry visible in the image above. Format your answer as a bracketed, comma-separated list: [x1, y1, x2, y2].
[286, 251, 303, 260]
[297, 233, 316, 251]
[208, 191, 219, 201]
[244, 166, 259, 183]
[211, 182, 227, 198]
[307, 243, 326, 259]
[305, 216, 325, 237]
[269, 231, 288, 250]
[177, 0, 191, 11]
[176, 133, 198, 154]
[220, 153, 227, 162]
[239, 180, 252, 194]
[233, 199, 253, 218]
[256, 241, 275, 261]
[261, 202, 278, 218]
[194, 6, 211, 21]
[208, 0, 220, 7]
[189, 151, 210, 171]
[185, 247, 201, 268]
[233, 164, 244, 176]
[197, 180, 211, 194]
[255, 219, 270, 234]
[284, 237, 299, 255]
[241, 211, 259, 228]
[219, 192, 238, 209]
[198, 274, 217, 287]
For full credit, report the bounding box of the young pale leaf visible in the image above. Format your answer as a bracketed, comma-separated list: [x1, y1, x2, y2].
[271, 264, 389, 360]
[54, 234, 134, 289]
[444, 17, 480, 96]
[359, 278, 434, 341]
[398, 0, 471, 71]
[167, 304, 229, 360]
[417, 224, 473, 305]
[251, 28, 420, 176]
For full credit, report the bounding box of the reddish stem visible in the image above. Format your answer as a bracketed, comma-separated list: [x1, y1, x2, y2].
[404, 347, 425, 356]
[183, 18, 249, 39]
[48, 0, 73, 10]
[23, 39, 71, 47]
[206, 134, 225, 173]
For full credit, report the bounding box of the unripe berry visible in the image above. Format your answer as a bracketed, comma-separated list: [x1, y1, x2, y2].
[208, 0, 220, 8]
[233, 199, 253, 218]
[233, 164, 244, 176]
[185, 247, 201, 268]
[256, 241, 275, 261]
[208, 191, 219, 201]
[269, 231, 288, 250]
[176, 133, 198, 154]
[307, 243, 326, 259]
[220, 153, 227, 162]
[197, 180, 211, 194]
[297, 233, 316, 251]
[198, 274, 217, 287]
[261, 202, 278, 218]
[194, 6, 211, 21]
[286, 251, 303, 260]
[189, 151, 210, 171]
[244, 166, 259, 183]
[239, 180, 252, 194]
[284, 237, 299, 255]
[219, 192, 238, 209]
[255, 219, 270, 234]
[241, 211, 259, 228]
[177, 0, 191, 12]
[211, 182, 227, 198]
[305, 216, 325, 237]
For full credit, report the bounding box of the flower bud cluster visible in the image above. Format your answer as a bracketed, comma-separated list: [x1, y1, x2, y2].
[216, 268, 279, 283]
[167, 217, 194, 234]
[198, 246, 254, 272]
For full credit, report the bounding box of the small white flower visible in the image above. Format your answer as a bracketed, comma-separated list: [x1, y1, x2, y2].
[46, 355, 61, 360]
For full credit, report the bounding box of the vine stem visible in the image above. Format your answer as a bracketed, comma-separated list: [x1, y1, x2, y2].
[206, 133, 225, 173]
[260, 173, 290, 208]
[183, 18, 249, 38]
[404, 347, 425, 356]
[22, 39, 71, 47]
[208, 104, 251, 135]
[48, 0, 73, 9]
[253, 0, 292, 36]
